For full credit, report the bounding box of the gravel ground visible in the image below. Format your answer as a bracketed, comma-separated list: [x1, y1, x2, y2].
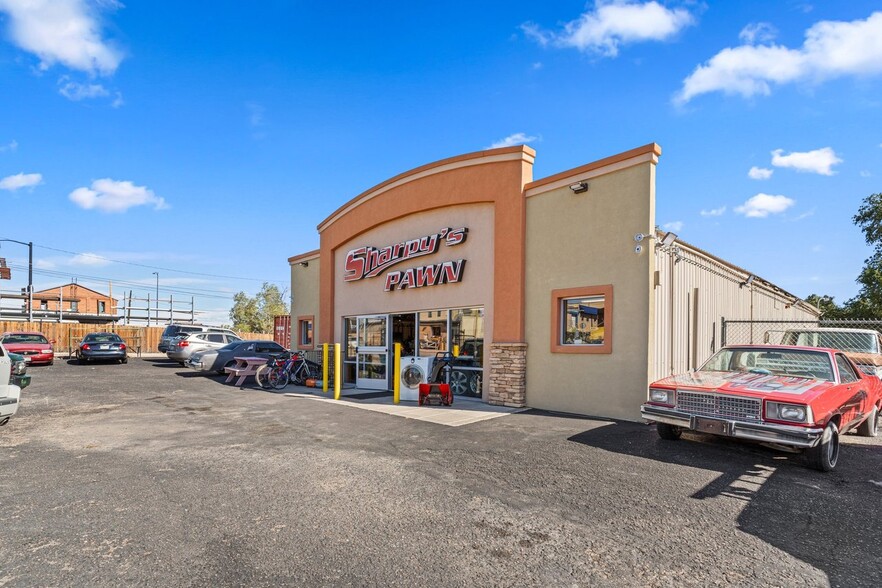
[1, 358, 880, 587]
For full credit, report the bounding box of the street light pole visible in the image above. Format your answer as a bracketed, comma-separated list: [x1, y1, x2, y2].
[153, 272, 159, 324]
[0, 239, 33, 322]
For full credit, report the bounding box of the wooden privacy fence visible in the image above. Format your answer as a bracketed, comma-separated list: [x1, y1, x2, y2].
[0, 322, 272, 354]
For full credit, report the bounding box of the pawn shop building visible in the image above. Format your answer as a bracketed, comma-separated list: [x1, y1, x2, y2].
[288, 143, 818, 420]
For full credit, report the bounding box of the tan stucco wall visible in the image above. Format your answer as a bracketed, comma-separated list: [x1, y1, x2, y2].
[524, 161, 656, 421]
[333, 203, 494, 370]
[290, 255, 321, 348]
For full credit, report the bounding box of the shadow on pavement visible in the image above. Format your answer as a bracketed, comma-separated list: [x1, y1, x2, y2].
[569, 421, 882, 587]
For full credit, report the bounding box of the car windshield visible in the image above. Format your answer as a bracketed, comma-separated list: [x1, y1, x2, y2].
[2, 333, 48, 344]
[84, 334, 122, 343]
[701, 348, 835, 382]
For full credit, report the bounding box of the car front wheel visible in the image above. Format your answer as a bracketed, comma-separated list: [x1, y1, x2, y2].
[656, 423, 682, 440]
[806, 421, 840, 472]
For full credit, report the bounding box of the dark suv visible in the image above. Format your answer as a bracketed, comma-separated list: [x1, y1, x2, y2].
[158, 324, 239, 353]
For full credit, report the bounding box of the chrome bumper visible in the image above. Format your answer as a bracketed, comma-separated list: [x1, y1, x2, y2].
[640, 404, 824, 448]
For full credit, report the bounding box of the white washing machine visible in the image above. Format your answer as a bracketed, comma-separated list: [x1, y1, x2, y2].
[399, 356, 432, 401]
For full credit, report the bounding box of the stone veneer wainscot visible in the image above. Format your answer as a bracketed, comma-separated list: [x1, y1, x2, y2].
[488, 342, 527, 407]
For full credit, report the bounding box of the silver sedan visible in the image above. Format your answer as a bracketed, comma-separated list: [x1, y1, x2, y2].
[186, 340, 287, 374]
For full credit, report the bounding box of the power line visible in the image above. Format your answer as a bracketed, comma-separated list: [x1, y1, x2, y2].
[27, 243, 287, 285]
[5, 263, 240, 301]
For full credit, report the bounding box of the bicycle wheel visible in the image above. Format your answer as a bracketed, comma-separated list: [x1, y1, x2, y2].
[270, 367, 290, 390]
[255, 365, 274, 389]
[290, 363, 306, 386]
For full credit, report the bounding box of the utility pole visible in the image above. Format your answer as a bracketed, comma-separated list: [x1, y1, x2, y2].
[0, 239, 33, 321]
[153, 272, 159, 324]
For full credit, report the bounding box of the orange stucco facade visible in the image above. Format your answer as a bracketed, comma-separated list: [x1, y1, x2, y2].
[316, 146, 535, 346]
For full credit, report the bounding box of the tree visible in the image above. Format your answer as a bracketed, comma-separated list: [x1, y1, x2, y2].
[848, 192, 882, 317]
[229, 282, 289, 333]
[804, 294, 844, 318]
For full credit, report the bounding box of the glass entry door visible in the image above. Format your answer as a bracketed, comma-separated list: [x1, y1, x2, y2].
[356, 315, 388, 390]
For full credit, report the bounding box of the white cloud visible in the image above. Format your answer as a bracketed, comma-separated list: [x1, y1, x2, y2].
[735, 193, 795, 218]
[0, 0, 123, 76]
[739, 22, 777, 45]
[861, 170, 872, 177]
[531, 62, 543, 70]
[0, 139, 17, 153]
[69, 179, 169, 213]
[34, 259, 56, 270]
[0, 172, 42, 191]
[748, 166, 773, 180]
[792, 209, 816, 221]
[662, 220, 683, 232]
[487, 132, 539, 149]
[69, 252, 111, 267]
[700, 206, 726, 217]
[58, 77, 109, 100]
[771, 147, 842, 175]
[522, 1, 695, 58]
[246, 102, 265, 127]
[676, 11, 882, 104]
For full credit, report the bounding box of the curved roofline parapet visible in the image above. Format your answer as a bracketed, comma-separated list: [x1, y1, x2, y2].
[317, 145, 536, 234]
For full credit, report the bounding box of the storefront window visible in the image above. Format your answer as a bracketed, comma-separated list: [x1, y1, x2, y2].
[562, 296, 604, 345]
[345, 317, 357, 360]
[418, 310, 448, 357]
[551, 285, 613, 354]
[451, 307, 484, 367]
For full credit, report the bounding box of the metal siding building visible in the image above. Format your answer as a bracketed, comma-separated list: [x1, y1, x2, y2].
[651, 238, 819, 382]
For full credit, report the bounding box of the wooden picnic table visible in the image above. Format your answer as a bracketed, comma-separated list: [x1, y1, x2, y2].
[224, 356, 268, 386]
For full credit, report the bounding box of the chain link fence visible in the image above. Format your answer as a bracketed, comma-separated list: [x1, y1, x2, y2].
[721, 318, 882, 375]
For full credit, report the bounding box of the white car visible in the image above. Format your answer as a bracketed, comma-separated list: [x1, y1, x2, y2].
[166, 332, 243, 364]
[0, 343, 22, 427]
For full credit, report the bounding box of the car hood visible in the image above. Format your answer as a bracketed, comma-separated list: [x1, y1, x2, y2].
[653, 370, 833, 399]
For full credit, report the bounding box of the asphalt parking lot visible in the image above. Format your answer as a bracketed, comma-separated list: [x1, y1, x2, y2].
[1, 359, 881, 587]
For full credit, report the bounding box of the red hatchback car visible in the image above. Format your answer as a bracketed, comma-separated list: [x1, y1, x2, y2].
[0, 331, 55, 366]
[641, 345, 881, 471]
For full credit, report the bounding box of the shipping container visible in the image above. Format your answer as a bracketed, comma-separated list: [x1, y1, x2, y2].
[273, 315, 291, 348]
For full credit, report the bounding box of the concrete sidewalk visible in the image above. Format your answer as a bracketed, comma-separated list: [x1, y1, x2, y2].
[284, 389, 524, 427]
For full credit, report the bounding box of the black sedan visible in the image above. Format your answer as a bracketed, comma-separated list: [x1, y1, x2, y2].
[77, 332, 128, 364]
[186, 340, 287, 374]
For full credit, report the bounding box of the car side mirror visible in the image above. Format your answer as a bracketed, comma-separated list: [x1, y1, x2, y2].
[50, 339, 56, 345]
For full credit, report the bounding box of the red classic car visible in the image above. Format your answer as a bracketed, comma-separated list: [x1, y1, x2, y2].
[641, 345, 881, 471]
[0, 331, 54, 365]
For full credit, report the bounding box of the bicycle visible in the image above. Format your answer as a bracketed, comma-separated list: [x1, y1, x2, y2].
[256, 352, 292, 390]
[257, 351, 321, 390]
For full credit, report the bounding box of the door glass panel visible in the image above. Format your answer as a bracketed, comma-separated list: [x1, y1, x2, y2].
[359, 317, 386, 348]
[358, 353, 387, 381]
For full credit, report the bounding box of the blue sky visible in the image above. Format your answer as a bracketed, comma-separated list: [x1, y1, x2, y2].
[1, 1, 881, 324]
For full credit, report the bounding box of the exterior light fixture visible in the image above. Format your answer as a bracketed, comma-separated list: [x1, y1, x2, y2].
[741, 274, 756, 288]
[299, 261, 309, 267]
[569, 181, 589, 194]
[659, 232, 677, 247]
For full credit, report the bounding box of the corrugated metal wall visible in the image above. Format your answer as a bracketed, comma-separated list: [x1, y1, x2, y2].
[651, 241, 819, 381]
